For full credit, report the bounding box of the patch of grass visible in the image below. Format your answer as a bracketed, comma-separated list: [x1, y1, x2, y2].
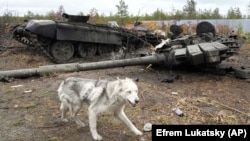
[97, 113, 113, 127]
[47, 137, 60, 141]
[13, 120, 25, 126]
[1, 48, 52, 70]
[40, 89, 52, 96]
[244, 33, 250, 43]
[152, 115, 170, 124]
[4, 87, 15, 94]
[23, 102, 38, 109]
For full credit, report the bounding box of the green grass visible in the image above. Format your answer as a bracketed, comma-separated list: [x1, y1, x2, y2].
[244, 33, 250, 43]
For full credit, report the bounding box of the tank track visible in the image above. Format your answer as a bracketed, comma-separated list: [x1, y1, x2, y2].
[12, 29, 34, 47]
[212, 35, 245, 61]
[13, 36, 33, 46]
[29, 34, 59, 63]
[219, 36, 244, 54]
[12, 27, 60, 62]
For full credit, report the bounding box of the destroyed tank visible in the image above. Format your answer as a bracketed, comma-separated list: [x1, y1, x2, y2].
[12, 13, 245, 67]
[12, 13, 158, 63]
[1, 21, 247, 79]
[153, 21, 246, 66]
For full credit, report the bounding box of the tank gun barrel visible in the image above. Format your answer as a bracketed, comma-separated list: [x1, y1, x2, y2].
[0, 53, 169, 78]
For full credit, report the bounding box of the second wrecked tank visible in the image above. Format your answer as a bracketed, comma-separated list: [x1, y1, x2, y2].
[153, 21, 246, 66]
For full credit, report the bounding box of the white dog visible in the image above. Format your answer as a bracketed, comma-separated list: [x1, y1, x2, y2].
[57, 77, 143, 140]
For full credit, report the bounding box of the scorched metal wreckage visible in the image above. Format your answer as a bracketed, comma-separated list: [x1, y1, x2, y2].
[2, 13, 246, 78]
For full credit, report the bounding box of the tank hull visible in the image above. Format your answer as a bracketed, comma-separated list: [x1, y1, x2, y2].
[56, 23, 122, 45]
[12, 15, 150, 63]
[25, 20, 123, 45]
[25, 20, 57, 39]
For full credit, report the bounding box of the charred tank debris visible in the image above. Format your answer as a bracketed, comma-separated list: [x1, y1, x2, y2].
[3, 13, 248, 79]
[11, 13, 245, 65]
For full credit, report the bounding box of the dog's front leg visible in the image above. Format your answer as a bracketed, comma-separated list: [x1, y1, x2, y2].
[115, 106, 143, 136]
[89, 109, 103, 140]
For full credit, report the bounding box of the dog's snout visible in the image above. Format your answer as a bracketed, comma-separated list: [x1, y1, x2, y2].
[135, 99, 140, 104]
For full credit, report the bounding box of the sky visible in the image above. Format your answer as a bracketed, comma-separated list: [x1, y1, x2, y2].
[0, 0, 249, 17]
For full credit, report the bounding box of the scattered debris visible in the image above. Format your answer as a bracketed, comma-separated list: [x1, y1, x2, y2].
[213, 100, 250, 118]
[201, 92, 207, 96]
[161, 75, 175, 83]
[172, 108, 184, 117]
[11, 84, 23, 88]
[234, 67, 250, 79]
[135, 78, 139, 82]
[24, 90, 32, 93]
[0, 76, 14, 82]
[146, 64, 152, 69]
[171, 92, 179, 95]
[161, 74, 181, 83]
[0, 45, 8, 54]
[216, 63, 250, 79]
[143, 122, 152, 132]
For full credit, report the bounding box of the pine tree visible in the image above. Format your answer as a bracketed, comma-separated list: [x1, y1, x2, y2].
[116, 0, 129, 26]
[183, 0, 197, 19]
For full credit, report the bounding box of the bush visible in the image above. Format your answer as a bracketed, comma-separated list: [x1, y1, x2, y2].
[244, 33, 250, 44]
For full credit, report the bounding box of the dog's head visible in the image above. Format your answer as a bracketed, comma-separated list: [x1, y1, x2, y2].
[107, 77, 140, 107]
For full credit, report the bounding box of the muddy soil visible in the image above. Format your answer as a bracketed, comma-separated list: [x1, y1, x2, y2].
[0, 43, 249, 141]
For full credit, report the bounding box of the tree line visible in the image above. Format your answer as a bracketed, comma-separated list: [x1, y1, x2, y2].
[0, 0, 248, 26]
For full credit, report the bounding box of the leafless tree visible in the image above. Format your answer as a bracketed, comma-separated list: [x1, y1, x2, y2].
[56, 5, 65, 20]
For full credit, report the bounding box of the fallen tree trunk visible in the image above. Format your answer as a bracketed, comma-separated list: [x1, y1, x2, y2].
[0, 53, 169, 78]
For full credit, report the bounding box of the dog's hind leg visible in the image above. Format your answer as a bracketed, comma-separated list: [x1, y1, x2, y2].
[114, 106, 143, 136]
[60, 103, 69, 122]
[71, 104, 86, 127]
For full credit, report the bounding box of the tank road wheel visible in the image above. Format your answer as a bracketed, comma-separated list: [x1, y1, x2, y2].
[107, 45, 116, 53]
[37, 36, 52, 52]
[114, 45, 122, 53]
[97, 45, 117, 55]
[76, 43, 88, 57]
[87, 43, 97, 56]
[50, 41, 74, 63]
[97, 45, 106, 55]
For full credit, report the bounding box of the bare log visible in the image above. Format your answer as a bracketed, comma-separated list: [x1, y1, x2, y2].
[0, 53, 169, 79]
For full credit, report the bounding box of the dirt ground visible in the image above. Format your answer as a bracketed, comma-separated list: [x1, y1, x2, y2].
[0, 41, 250, 141]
